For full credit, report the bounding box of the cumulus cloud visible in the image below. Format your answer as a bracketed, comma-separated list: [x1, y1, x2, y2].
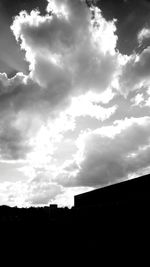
[0, 0, 120, 163]
[11, 0, 119, 110]
[57, 117, 150, 187]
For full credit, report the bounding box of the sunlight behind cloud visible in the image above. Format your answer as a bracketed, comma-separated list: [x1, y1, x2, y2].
[66, 92, 117, 120]
[1, 0, 150, 207]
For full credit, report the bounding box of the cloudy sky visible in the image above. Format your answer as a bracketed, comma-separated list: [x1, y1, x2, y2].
[1, 0, 150, 207]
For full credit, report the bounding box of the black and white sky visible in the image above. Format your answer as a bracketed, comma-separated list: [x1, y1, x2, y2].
[1, 0, 150, 207]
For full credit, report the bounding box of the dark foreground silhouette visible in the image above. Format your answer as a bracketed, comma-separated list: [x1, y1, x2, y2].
[0, 174, 150, 257]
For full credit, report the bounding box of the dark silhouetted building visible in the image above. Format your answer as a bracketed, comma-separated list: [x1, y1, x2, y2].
[49, 204, 58, 210]
[74, 174, 150, 208]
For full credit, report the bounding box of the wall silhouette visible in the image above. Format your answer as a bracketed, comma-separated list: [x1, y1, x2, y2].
[0, 174, 150, 252]
[74, 173, 150, 208]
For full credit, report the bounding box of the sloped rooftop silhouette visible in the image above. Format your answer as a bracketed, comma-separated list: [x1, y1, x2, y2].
[74, 173, 150, 208]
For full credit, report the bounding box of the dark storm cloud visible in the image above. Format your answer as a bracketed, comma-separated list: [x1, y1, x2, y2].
[0, 74, 44, 161]
[0, 120, 30, 160]
[0, 12, 28, 76]
[0, 0, 47, 23]
[0, 74, 39, 113]
[96, 0, 150, 54]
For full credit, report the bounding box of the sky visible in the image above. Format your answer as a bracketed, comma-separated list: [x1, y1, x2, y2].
[1, 0, 150, 207]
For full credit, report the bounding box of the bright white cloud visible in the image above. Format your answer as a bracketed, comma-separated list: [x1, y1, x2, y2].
[0, 0, 120, 174]
[66, 93, 117, 121]
[131, 93, 144, 107]
[138, 27, 150, 45]
[11, 1, 119, 107]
